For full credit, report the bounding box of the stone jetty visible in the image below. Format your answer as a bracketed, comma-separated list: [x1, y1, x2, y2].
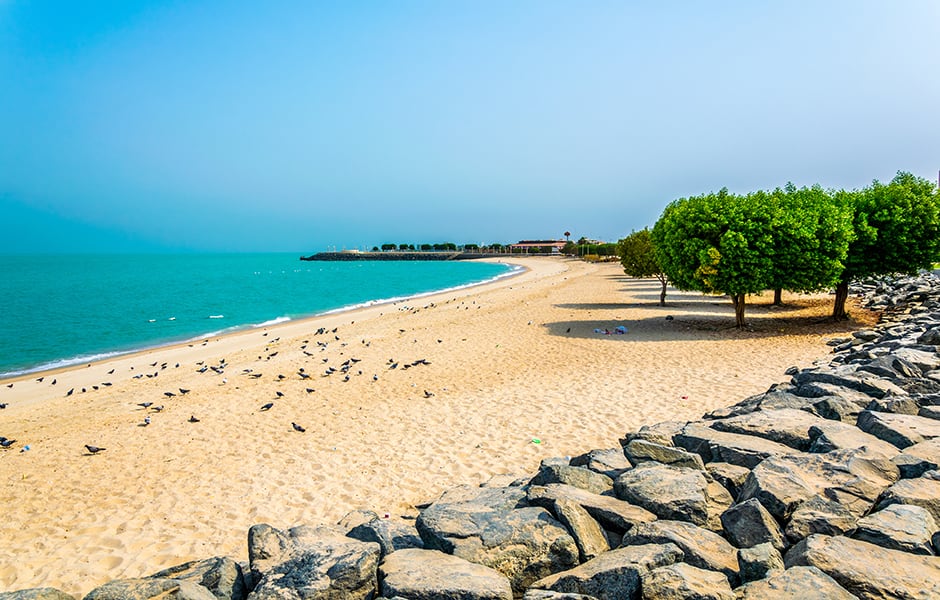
[5, 273, 940, 600]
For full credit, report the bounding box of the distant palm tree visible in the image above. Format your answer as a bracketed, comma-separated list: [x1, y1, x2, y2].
[564, 231, 571, 241]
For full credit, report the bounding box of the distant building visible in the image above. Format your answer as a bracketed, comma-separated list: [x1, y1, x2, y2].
[509, 239, 567, 254]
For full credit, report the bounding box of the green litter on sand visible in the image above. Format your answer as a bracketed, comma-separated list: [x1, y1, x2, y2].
[531, 438, 541, 444]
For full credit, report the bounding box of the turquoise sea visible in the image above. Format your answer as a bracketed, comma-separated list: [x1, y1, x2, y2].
[0, 254, 517, 377]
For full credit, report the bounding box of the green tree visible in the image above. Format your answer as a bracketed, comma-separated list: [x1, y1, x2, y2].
[561, 241, 577, 255]
[419, 243, 432, 251]
[617, 228, 669, 305]
[381, 243, 396, 251]
[652, 188, 776, 327]
[832, 171, 940, 319]
[767, 184, 854, 305]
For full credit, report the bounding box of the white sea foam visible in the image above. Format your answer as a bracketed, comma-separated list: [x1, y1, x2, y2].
[254, 316, 291, 328]
[208, 315, 224, 319]
[0, 350, 136, 378]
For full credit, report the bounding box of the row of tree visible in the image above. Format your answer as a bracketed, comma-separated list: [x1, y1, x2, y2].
[618, 172, 940, 327]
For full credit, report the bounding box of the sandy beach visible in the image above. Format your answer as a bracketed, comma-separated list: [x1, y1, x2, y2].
[0, 257, 875, 597]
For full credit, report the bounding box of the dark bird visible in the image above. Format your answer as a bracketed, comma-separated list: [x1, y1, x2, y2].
[249, 373, 262, 379]
[151, 405, 164, 412]
[291, 422, 306, 432]
[0, 403, 7, 409]
[305, 388, 315, 394]
[150, 362, 158, 367]
[102, 382, 112, 386]
[108, 369, 115, 374]
[424, 390, 435, 398]
[92, 385, 99, 390]
[260, 402, 274, 411]
[197, 366, 208, 373]
[275, 391, 285, 398]
[277, 374, 286, 380]
[566, 327, 571, 333]
[84, 445, 105, 454]
[179, 388, 190, 395]
[188, 415, 200, 423]
[66, 388, 74, 396]
[137, 402, 153, 409]
[1, 439, 16, 448]
[5, 383, 12, 388]
[164, 391, 176, 398]
[142, 416, 151, 426]
[299, 373, 311, 380]
[36, 377, 44, 382]
[51, 379, 57, 385]
[373, 374, 378, 381]
[389, 362, 399, 370]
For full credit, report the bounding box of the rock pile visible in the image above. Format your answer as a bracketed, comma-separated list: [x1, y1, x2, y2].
[4, 273, 940, 600]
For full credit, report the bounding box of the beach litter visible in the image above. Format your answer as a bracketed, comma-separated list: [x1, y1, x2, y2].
[531, 438, 541, 444]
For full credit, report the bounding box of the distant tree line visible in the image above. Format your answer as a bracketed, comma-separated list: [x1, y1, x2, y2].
[616, 171, 940, 327]
[371, 243, 504, 252]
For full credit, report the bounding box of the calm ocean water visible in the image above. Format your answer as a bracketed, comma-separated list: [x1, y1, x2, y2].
[0, 254, 517, 377]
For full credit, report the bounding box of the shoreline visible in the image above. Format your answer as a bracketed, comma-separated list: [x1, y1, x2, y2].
[0, 258, 529, 383]
[0, 258, 874, 596]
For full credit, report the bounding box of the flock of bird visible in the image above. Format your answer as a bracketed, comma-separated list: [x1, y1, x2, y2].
[1, 315, 446, 456]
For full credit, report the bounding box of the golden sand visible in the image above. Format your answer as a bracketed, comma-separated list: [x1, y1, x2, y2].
[0, 258, 874, 597]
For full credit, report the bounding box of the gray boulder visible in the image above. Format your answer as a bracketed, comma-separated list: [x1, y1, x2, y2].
[866, 396, 921, 415]
[378, 548, 512, 600]
[83, 579, 217, 600]
[530, 464, 614, 495]
[640, 563, 734, 600]
[246, 524, 380, 600]
[528, 544, 682, 600]
[704, 463, 751, 502]
[708, 409, 825, 451]
[0, 590, 75, 600]
[523, 592, 599, 600]
[784, 494, 858, 544]
[346, 517, 423, 557]
[875, 474, 940, 523]
[417, 486, 579, 595]
[674, 422, 797, 469]
[807, 421, 900, 458]
[919, 405, 940, 420]
[735, 566, 858, 600]
[856, 410, 940, 449]
[613, 462, 732, 531]
[736, 542, 784, 583]
[621, 520, 740, 584]
[627, 421, 686, 447]
[892, 438, 940, 478]
[737, 450, 898, 521]
[526, 484, 656, 533]
[569, 448, 632, 479]
[893, 347, 940, 372]
[703, 389, 814, 419]
[796, 381, 879, 408]
[811, 395, 865, 423]
[852, 503, 938, 555]
[149, 556, 247, 600]
[792, 367, 902, 399]
[624, 439, 705, 470]
[785, 534, 940, 599]
[552, 498, 610, 562]
[719, 498, 786, 552]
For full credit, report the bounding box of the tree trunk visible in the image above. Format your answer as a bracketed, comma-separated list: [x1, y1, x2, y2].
[833, 279, 850, 320]
[773, 288, 783, 306]
[658, 275, 668, 306]
[732, 294, 746, 328]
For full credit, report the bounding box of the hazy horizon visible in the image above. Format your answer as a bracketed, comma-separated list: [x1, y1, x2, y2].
[3, 1, 939, 253]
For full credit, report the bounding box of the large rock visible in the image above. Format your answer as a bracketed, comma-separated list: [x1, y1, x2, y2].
[856, 410, 940, 449]
[737, 450, 898, 521]
[807, 421, 900, 458]
[875, 474, 940, 523]
[704, 389, 815, 419]
[0, 590, 76, 600]
[811, 395, 865, 423]
[736, 542, 784, 583]
[346, 516, 423, 557]
[83, 579, 217, 600]
[640, 563, 734, 600]
[621, 520, 740, 584]
[417, 486, 579, 594]
[624, 439, 705, 470]
[530, 464, 614, 495]
[613, 462, 732, 531]
[552, 498, 610, 562]
[708, 409, 825, 451]
[719, 498, 786, 552]
[784, 495, 857, 544]
[526, 484, 656, 533]
[674, 422, 797, 469]
[246, 524, 380, 600]
[793, 367, 905, 399]
[893, 347, 940, 372]
[523, 592, 599, 600]
[627, 421, 686, 447]
[892, 438, 940, 478]
[735, 566, 858, 600]
[149, 556, 247, 600]
[704, 463, 751, 502]
[378, 548, 513, 600]
[796, 381, 880, 409]
[784, 534, 940, 599]
[852, 503, 938, 555]
[528, 544, 682, 600]
[569, 448, 632, 479]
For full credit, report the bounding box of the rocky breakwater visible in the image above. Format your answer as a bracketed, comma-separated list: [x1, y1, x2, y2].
[5, 272, 940, 600]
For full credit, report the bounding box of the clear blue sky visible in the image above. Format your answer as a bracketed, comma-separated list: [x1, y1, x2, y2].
[2, 1, 939, 253]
